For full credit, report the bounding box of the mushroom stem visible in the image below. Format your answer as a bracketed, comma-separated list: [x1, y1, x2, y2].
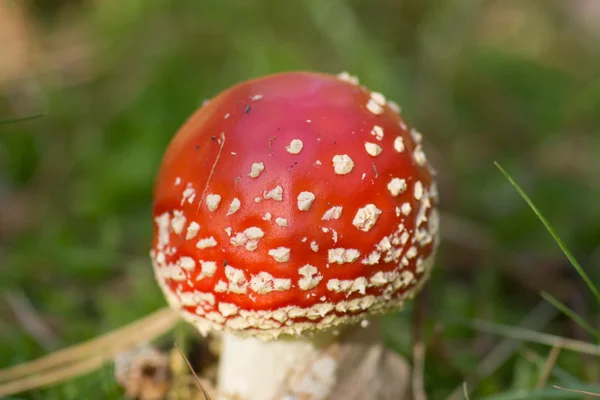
[217, 331, 339, 400]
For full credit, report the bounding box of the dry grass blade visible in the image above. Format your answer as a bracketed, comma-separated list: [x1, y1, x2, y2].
[448, 300, 558, 400]
[520, 348, 580, 387]
[0, 354, 104, 397]
[464, 318, 600, 356]
[553, 385, 600, 397]
[536, 345, 561, 388]
[0, 307, 179, 395]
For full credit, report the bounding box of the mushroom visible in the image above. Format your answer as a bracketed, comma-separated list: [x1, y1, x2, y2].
[150, 71, 439, 399]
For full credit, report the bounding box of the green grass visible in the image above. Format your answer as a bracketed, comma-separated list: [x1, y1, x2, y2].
[1, 0, 600, 398]
[495, 162, 600, 305]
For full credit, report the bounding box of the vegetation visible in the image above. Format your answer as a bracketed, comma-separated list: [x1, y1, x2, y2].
[1, 0, 599, 398]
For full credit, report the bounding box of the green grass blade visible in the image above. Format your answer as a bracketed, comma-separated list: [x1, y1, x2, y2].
[540, 291, 600, 339]
[0, 113, 45, 125]
[494, 162, 600, 304]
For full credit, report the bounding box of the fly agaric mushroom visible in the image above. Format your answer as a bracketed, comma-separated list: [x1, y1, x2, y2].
[151, 71, 439, 399]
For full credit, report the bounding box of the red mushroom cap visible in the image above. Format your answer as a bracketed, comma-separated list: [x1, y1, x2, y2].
[151, 71, 439, 339]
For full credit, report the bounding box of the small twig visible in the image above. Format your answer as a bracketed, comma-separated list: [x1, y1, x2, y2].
[175, 343, 211, 400]
[536, 344, 562, 388]
[268, 135, 277, 155]
[553, 385, 600, 397]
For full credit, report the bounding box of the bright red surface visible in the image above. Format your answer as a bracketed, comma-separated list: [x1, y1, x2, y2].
[152, 71, 436, 325]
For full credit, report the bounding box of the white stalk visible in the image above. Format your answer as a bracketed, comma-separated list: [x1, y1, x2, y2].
[217, 331, 339, 400]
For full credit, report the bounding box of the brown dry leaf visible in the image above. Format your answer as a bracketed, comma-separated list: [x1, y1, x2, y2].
[115, 346, 172, 400]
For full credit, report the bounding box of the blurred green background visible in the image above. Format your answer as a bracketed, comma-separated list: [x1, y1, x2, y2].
[1, 0, 600, 398]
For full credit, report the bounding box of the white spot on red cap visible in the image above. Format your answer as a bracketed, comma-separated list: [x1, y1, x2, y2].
[388, 101, 401, 114]
[367, 99, 384, 115]
[401, 202, 412, 215]
[286, 139, 304, 154]
[214, 281, 227, 292]
[225, 266, 248, 294]
[371, 92, 386, 106]
[328, 248, 361, 264]
[413, 144, 427, 166]
[186, 222, 200, 240]
[370, 126, 384, 141]
[179, 256, 195, 271]
[332, 155, 354, 175]
[394, 137, 405, 153]
[198, 261, 217, 278]
[171, 211, 186, 235]
[250, 272, 291, 293]
[337, 71, 359, 85]
[275, 217, 288, 227]
[181, 185, 196, 205]
[196, 237, 217, 249]
[263, 186, 283, 201]
[364, 142, 382, 157]
[230, 227, 264, 251]
[268, 247, 290, 262]
[352, 204, 382, 232]
[297, 191, 316, 211]
[206, 194, 221, 212]
[361, 251, 381, 265]
[410, 128, 423, 143]
[310, 241, 319, 252]
[406, 246, 418, 259]
[218, 303, 238, 317]
[249, 162, 265, 178]
[387, 178, 407, 197]
[414, 181, 424, 200]
[226, 198, 241, 215]
[298, 264, 322, 290]
[322, 206, 343, 220]
[262, 212, 272, 221]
